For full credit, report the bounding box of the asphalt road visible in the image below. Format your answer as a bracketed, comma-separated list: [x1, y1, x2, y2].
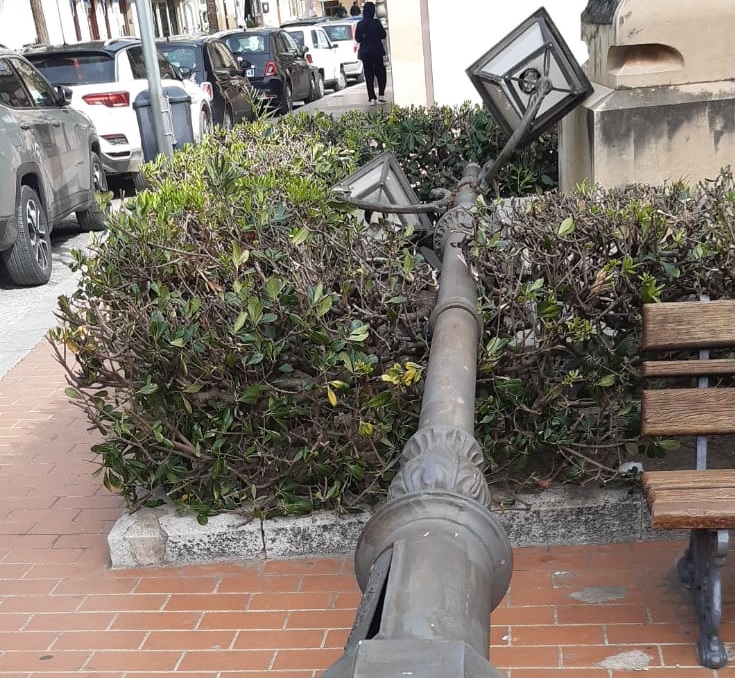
[0, 191, 124, 381]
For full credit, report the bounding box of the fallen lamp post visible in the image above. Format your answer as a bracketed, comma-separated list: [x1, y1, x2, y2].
[324, 8, 591, 676]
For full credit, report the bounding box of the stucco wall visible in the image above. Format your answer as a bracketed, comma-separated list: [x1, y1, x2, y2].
[388, 0, 589, 107]
[387, 0, 430, 106]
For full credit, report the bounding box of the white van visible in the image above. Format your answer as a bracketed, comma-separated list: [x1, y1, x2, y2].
[283, 25, 346, 91]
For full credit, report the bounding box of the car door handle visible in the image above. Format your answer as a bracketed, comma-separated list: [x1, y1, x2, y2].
[51, 120, 61, 127]
[19, 122, 31, 130]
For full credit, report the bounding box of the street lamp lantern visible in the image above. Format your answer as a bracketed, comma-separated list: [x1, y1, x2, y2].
[332, 151, 433, 234]
[466, 7, 593, 191]
[466, 7, 592, 145]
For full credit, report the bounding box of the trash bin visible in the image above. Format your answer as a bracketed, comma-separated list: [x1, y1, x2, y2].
[133, 85, 194, 162]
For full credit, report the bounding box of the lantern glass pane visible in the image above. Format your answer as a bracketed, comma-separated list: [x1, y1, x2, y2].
[479, 22, 544, 78]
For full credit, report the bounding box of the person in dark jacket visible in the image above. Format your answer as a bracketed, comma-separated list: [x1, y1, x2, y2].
[350, 1, 361, 16]
[355, 1, 387, 104]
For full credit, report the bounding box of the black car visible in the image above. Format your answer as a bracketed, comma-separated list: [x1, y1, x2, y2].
[215, 28, 323, 114]
[157, 34, 254, 129]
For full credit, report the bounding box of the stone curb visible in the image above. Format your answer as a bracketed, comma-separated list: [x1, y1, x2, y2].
[107, 485, 682, 568]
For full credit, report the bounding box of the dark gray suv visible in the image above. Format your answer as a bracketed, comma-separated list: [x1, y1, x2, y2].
[0, 49, 106, 286]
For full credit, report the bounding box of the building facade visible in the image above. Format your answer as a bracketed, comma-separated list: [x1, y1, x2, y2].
[0, 0, 587, 107]
[0, 0, 250, 49]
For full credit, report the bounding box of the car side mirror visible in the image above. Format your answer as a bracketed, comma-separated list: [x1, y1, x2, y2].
[57, 85, 73, 105]
[299, 46, 309, 57]
[178, 65, 194, 78]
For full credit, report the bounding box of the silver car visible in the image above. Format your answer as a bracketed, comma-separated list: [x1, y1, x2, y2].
[0, 49, 106, 287]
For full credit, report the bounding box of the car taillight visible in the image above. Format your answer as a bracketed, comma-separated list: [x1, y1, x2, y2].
[305, 53, 313, 64]
[264, 61, 278, 77]
[199, 81, 214, 101]
[82, 91, 130, 107]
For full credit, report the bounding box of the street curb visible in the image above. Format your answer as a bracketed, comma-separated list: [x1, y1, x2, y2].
[107, 484, 682, 568]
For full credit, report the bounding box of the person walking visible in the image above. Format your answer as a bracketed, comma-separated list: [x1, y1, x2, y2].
[355, 1, 387, 105]
[350, 0, 361, 15]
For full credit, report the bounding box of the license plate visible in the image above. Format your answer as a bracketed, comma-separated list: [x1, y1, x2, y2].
[247, 68, 255, 77]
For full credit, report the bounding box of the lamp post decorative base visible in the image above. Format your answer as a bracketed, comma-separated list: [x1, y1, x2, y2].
[331, 639, 507, 678]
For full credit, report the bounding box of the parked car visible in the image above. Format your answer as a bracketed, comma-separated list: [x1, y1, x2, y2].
[0, 49, 106, 286]
[23, 38, 212, 188]
[216, 28, 323, 114]
[282, 24, 346, 91]
[280, 16, 332, 27]
[156, 34, 255, 130]
[318, 19, 364, 83]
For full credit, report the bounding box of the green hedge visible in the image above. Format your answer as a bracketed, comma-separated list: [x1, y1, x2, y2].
[52, 106, 735, 521]
[472, 176, 735, 484]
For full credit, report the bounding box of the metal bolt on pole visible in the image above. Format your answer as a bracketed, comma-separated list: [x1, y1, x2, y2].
[323, 163, 512, 678]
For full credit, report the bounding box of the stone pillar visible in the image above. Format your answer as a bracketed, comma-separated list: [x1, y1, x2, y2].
[559, 0, 735, 190]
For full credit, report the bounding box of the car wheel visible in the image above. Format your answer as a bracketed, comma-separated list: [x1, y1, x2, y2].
[308, 72, 324, 102]
[334, 68, 347, 91]
[222, 107, 234, 130]
[132, 172, 147, 192]
[3, 185, 52, 286]
[315, 72, 325, 99]
[76, 151, 108, 233]
[199, 105, 213, 138]
[279, 80, 293, 115]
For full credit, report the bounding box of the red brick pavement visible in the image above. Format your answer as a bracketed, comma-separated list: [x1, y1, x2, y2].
[0, 340, 732, 676]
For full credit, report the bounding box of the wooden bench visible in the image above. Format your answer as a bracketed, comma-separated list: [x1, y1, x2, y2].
[641, 298, 735, 669]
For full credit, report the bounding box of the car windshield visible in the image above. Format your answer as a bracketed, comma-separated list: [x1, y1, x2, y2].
[25, 53, 114, 85]
[157, 45, 199, 72]
[224, 34, 266, 54]
[322, 25, 353, 41]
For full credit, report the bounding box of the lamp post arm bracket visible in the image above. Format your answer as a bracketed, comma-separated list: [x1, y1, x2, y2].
[477, 76, 551, 193]
[332, 188, 453, 215]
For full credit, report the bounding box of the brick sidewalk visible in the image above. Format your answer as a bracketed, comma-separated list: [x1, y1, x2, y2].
[0, 339, 732, 676]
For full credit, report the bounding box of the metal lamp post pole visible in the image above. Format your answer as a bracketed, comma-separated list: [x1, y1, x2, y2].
[323, 163, 512, 678]
[135, 0, 174, 159]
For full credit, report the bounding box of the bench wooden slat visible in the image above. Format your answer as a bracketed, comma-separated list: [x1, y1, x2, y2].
[642, 470, 735, 491]
[643, 300, 735, 350]
[644, 487, 735, 529]
[641, 388, 735, 436]
[642, 358, 735, 378]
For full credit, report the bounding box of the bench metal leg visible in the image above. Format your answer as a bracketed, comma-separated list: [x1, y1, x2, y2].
[677, 528, 729, 669]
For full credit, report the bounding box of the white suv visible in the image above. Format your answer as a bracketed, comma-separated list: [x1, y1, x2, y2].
[24, 39, 211, 188]
[0, 49, 106, 286]
[283, 25, 346, 91]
